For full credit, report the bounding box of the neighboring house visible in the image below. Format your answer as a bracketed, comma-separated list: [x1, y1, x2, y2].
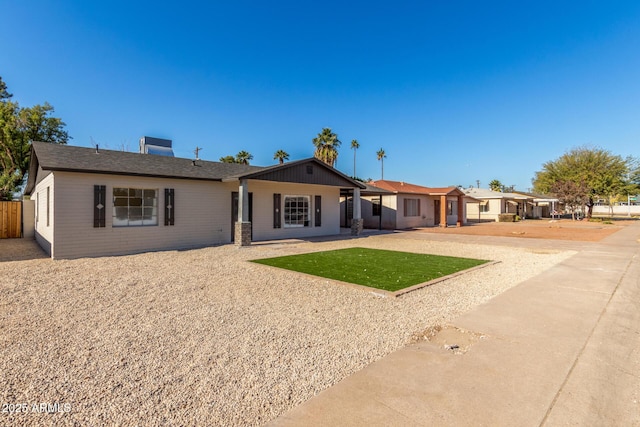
[463, 188, 535, 221]
[511, 191, 560, 218]
[24, 142, 365, 259]
[349, 180, 471, 229]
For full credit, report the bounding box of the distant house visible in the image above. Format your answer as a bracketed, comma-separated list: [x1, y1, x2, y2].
[24, 142, 365, 259]
[346, 180, 472, 229]
[511, 191, 559, 218]
[464, 188, 535, 221]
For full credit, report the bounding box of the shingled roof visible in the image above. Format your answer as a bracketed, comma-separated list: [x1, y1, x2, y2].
[368, 180, 465, 196]
[25, 142, 365, 194]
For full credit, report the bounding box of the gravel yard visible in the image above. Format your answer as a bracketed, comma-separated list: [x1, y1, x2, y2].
[0, 234, 574, 426]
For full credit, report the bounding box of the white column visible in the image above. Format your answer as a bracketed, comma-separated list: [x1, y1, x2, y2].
[238, 179, 249, 222]
[353, 188, 362, 220]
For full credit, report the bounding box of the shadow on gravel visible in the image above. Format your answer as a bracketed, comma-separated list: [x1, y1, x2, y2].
[0, 239, 48, 262]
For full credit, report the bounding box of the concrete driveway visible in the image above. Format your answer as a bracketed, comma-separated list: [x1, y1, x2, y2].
[271, 222, 640, 426]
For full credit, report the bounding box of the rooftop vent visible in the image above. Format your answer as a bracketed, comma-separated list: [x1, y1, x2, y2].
[139, 136, 174, 157]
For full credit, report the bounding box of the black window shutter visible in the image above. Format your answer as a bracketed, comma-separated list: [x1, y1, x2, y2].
[315, 195, 321, 227]
[165, 189, 175, 226]
[273, 193, 281, 228]
[94, 185, 106, 228]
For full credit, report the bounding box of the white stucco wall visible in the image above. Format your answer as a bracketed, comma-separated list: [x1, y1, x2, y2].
[33, 172, 54, 256]
[32, 172, 350, 259]
[466, 199, 502, 222]
[248, 180, 341, 241]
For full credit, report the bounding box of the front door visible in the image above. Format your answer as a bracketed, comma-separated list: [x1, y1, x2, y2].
[434, 199, 441, 226]
[231, 192, 253, 242]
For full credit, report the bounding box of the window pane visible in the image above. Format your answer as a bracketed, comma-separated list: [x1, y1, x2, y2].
[114, 197, 128, 207]
[112, 188, 157, 227]
[284, 195, 309, 227]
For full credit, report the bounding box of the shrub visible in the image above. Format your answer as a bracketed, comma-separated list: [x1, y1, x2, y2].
[498, 213, 516, 222]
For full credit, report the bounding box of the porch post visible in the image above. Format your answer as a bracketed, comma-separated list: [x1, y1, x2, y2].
[439, 195, 447, 227]
[378, 194, 383, 230]
[351, 187, 363, 235]
[235, 179, 251, 246]
[456, 195, 464, 227]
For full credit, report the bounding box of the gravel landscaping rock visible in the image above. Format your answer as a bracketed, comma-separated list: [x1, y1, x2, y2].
[0, 234, 574, 426]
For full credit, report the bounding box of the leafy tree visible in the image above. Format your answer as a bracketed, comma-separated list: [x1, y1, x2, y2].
[312, 128, 341, 167]
[273, 149, 289, 164]
[552, 180, 589, 220]
[376, 148, 386, 180]
[219, 155, 237, 163]
[0, 76, 69, 200]
[350, 139, 359, 177]
[0, 77, 11, 100]
[235, 150, 253, 165]
[488, 179, 503, 192]
[533, 146, 630, 219]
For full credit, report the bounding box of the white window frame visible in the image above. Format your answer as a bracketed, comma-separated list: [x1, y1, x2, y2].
[284, 195, 310, 228]
[113, 188, 158, 227]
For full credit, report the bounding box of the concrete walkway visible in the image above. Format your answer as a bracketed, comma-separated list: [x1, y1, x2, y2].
[269, 222, 640, 426]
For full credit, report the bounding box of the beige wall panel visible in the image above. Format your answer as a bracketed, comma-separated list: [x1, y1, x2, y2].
[51, 172, 233, 259]
[247, 180, 340, 241]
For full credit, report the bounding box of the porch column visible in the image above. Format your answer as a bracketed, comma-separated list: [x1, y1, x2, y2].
[235, 179, 252, 246]
[351, 187, 363, 235]
[456, 195, 464, 227]
[439, 195, 447, 227]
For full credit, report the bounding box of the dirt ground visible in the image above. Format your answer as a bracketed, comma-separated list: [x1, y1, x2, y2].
[412, 218, 637, 242]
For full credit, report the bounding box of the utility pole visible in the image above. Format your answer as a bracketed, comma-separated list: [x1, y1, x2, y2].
[476, 180, 480, 188]
[194, 146, 203, 160]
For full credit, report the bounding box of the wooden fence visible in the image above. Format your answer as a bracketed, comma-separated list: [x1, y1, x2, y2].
[0, 201, 22, 238]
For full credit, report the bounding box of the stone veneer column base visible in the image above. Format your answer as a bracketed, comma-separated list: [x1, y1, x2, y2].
[235, 222, 252, 246]
[351, 218, 364, 236]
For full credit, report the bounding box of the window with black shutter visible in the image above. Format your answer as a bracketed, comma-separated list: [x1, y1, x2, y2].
[94, 185, 106, 228]
[165, 189, 175, 226]
[273, 193, 281, 228]
[315, 195, 321, 227]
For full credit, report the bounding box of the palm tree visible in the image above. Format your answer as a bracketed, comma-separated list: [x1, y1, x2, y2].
[312, 128, 341, 167]
[235, 151, 253, 165]
[489, 179, 503, 192]
[219, 155, 237, 163]
[273, 149, 289, 164]
[350, 139, 359, 177]
[377, 148, 386, 180]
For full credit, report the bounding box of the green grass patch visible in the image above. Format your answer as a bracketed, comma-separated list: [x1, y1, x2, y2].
[251, 247, 489, 292]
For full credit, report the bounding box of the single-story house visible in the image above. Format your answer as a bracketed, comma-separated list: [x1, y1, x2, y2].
[344, 180, 473, 229]
[463, 188, 535, 221]
[24, 142, 366, 259]
[511, 191, 560, 218]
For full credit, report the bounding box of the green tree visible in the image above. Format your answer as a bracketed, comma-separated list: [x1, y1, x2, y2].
[488, 179, 503, 192]
[273, 149, 289, 164]
[235, 150, 253, 165]
[312, 128, 341, 167]
[350, 139, 359, 177]
[219, 155, 237, 163]
[0, 76, 69, 200]
[532, 146, 629, 219]
[551, 180, 589, 220]
[376, 148, 386, 180]
[0, 77, 11, 100]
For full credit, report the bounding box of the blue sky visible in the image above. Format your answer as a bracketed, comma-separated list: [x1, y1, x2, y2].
[2, 1, 639, 190]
